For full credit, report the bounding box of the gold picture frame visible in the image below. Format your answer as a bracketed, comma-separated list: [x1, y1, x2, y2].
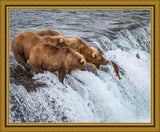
[0, 0, 160, 131]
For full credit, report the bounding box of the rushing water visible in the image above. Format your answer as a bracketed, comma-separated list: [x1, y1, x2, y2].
[9, 9, 151, 123]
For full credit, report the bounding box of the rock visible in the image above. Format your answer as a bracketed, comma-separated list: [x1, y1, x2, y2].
[136, 53, 140, 59]
[61, 116, 67, 122]
[86, 64, 97, 75]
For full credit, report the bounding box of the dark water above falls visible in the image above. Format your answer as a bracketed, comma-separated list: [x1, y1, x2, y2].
[10, 10, 151, 122]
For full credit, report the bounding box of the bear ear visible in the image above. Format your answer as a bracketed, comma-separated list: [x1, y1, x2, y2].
[92, 52, 97, 58]
[90, 47, 95, 51]
[59, 38, 64, 44]
[80, 59, 85, 64]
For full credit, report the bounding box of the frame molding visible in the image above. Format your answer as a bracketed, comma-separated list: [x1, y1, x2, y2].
[0, 0, 160, 132]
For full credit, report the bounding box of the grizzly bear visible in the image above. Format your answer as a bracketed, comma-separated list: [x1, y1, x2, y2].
[36, 29, 108, 69]
[36, 29, 61, 37]
[29, 43, 86, 83]
[11, 31, 67, 71]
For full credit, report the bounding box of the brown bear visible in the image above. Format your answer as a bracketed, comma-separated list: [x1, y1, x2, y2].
[11, 31, 67, 71]
[36, 29, 108, 69]
[29, 43, 86, 83]
[36, 29, 61, 37]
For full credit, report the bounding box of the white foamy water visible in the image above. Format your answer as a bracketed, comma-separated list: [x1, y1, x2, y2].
[10, 10, 151, 123]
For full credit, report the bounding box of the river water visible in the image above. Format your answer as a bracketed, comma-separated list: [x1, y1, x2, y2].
[9, 9, 151, 123]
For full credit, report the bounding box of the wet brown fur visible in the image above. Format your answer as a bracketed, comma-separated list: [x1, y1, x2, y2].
[11, 31, 67, 70]
[36, 29, 108, 69]
[29, 43, 86, 83]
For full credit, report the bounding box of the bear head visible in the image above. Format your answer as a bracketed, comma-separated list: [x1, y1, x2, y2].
[76, 38, 108, 69]
[89, 47, 108, 69]
[69, 50, 86, 71]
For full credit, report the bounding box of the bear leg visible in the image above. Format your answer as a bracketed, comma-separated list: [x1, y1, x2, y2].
[68, 69, 72, 75]
[58, 67, 68, 83]
[31, 64, 44, 74]
[33, 67, 44, 74]
[13, 52, 30, 71]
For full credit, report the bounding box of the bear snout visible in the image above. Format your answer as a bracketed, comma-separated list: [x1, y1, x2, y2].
[82, 67, 86, 71]
[102, 58, 108, 65]
[81, 65, 86, 71]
